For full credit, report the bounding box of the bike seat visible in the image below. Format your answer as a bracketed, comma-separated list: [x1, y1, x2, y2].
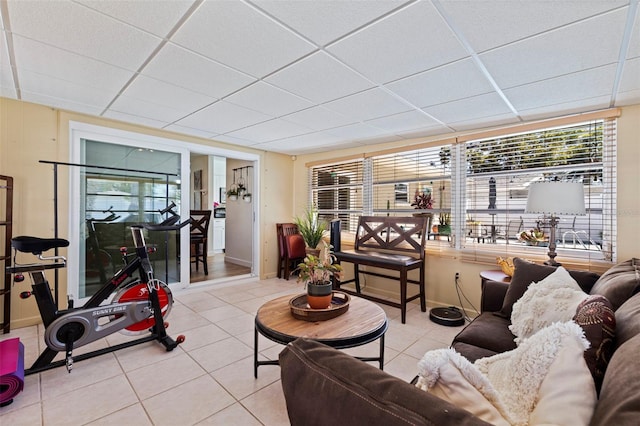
[12, 236, 70, 254]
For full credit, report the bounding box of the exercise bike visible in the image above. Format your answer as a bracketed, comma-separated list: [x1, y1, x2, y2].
[6, 203, 190, 375]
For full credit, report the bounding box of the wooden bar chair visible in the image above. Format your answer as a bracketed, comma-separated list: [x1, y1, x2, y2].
[190, 210, 212, 275]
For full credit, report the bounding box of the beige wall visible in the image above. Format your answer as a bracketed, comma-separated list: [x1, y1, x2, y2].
[293, 104, 640, 313]
[0, 97, 294, 328]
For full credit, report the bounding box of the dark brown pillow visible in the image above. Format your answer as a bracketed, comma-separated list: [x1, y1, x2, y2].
[590, 258, 640, 311]
[495, 258, 599, 319]
[573, 295, 615, 393]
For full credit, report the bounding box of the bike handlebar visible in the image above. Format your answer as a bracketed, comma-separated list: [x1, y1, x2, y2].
[134, 217, 192, 232]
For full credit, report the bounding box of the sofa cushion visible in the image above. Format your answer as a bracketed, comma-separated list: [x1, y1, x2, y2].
[509, 266, 588, 344]
[496, 258, 600, 318]
[589, 333, 640, 426]
[590, 258, 640, 311]
[450, 341, 498, 363]
[279, 338, 493, 426]
[613, 292, 640, 349]
[572, 295, 615, 393]
[452, 312, 517, 355]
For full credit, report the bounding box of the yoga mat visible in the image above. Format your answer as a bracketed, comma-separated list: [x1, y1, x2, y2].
[0, 337, 25, 406]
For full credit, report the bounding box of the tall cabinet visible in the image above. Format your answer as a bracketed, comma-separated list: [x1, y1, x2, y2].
[1, 175, 14, 334]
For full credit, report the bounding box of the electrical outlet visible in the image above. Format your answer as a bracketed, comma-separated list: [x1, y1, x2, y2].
[455, 272, 460, 280]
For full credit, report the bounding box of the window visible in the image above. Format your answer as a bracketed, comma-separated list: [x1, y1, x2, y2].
[307, 110, 618, 265]
[309, 158, 363, 232]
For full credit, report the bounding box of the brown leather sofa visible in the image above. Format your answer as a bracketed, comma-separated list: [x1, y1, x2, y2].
[279, 258, 640, 426]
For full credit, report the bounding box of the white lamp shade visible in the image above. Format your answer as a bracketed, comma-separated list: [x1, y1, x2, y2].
[525, 182, 586, 215]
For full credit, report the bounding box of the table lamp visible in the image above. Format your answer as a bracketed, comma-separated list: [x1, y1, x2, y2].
[525, 182, 585, 266]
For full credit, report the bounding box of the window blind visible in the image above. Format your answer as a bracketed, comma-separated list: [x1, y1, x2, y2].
[461, 118, 617, 266]
[309, 158, 364, 233]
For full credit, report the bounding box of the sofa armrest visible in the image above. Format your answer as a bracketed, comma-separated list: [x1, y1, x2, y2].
[480, 280, 510, 312]
[279, 338, 491, 426]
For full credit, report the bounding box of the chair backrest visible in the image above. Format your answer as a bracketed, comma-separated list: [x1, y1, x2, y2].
[276, 223, 299, 255]
[190, 210, 212, 238]
[285, 233, 306, 259]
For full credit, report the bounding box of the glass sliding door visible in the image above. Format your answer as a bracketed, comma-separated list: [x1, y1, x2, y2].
[79, 140, 182, 298]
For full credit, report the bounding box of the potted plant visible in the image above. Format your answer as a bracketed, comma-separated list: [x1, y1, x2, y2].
[411, 190, 433, 210]
[296, 245, 343, 309]
[438, 212, 451, 235]
[294, 207, 327, 256]
[243, 192, 251, 203]
[226, 188, 238, 201]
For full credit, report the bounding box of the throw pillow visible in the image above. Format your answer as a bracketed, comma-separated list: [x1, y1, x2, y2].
[573, 295, 615, 393]
[590, 258, 640, 311]
[476, 321, 596, 426]
[418, 321, 596, 426]
[496, 258, 600, 318]
[509, 266, 588, 344]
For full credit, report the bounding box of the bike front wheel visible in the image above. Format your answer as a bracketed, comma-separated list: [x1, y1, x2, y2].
[112, 280, 173, 335]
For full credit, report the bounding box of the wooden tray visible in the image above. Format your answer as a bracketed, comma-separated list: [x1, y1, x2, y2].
[289, 292, 350, 322]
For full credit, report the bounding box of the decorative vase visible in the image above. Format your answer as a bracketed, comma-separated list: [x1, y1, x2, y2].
[307, 282, 332, 309]
[305, 247, 321, 257]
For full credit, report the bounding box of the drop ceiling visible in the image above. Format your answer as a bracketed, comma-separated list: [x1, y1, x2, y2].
[1, 0, 639, 155]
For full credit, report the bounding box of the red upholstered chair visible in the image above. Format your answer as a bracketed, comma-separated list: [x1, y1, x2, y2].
[276, 223, 300, 278]
[283, 233, 306, 280]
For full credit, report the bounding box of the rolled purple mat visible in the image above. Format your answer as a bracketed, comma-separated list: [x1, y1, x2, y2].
[0, 337, 25, 406]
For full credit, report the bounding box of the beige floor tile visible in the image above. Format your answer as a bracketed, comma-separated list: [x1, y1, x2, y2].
[114, 340, 184, 372]
[175, 292, 227, 312]
[127, 352, 207, 400]
[86, 403, 152, 425]
[211, 354, 281, 399]
[215, 311, 255, 336]
[0, 373, 40, 414]
[383, 352, 421, 382]
[241, 380, 290, 426]
[176, 323, 231, 352]
[199, 305, 248, 323]
[42, 375, 138, 425]
[142, 374, 235, 425]
[195, 402, 262, 425]
[189, 337, 253, 372]
[404, 335, 451, 359]
[0, 402, 42, 425]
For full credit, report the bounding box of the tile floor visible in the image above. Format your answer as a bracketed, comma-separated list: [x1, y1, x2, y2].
[0, 277, 465, 425]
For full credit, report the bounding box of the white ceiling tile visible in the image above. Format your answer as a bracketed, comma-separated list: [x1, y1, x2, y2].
[0, 36, 15, 96]
[20, 91, 104, 116]
[504, 64, 617, 111]
[397, 125, 452, 140]
[76, 0, 194, 37]
[171, 0, 315, 77]
[365, 110, 439, 133]
[142, 43, 255, 99]
[449, 113, 520, 132]
[439, 0, 628, 53]
[121, 75, 215, 113]
[13, 35, 134, 93]
[615, 89, 640, 106]
[254, 132, 356, 155]
[627, 6, 640, 59]
[323, 88, 411, 121]
[212, 134, 256, 147]
[8, 0, 160, 70]
[225, 118, 312, 143]
[174, 101, 273, 135]
[328, 1, 467, 83]
[18, 68, 115, 108]
[356, 134, 404, 146]
[618, 57, 640, 94]
[109, 95, 190, 123]
[282, 106, 356, 131]
[266, 52, 374, 103]
[225, 82, 313, 117]
[481, 9, 627, 89]
[423, 93, 512, 123]
[163, 124, 218, 140]
[251, 0, 408, 46]
[325, 122, 393, 141]
[102, 110, 170, 129]
[519, 96, 611, 121]
[386, 59, 494, 108]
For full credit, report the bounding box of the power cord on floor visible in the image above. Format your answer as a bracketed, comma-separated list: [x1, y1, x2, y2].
[454, 274, 478, 323]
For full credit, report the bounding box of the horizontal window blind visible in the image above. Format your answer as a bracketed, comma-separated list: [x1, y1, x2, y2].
[309, 158, 363, 233]
[462, 119, 616, 266]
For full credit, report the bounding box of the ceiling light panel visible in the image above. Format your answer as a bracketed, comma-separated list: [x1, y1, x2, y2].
[75, 0, 195, 37]
[251, 0, 408, 46]
[439, 0, 628, 53]
[385, 58, 495, 108]
[328, 1, 467, 83]
[265, 51, 374, 103]
[7, 0, 160, 71]
[480, 9, 627, 89]
[225, 81, 313, 116]
[142, 43, 256, 99]
[171, 0, 315, 78]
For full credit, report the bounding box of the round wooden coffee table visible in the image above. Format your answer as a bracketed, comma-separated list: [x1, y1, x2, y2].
[254, 293, 388, 377]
